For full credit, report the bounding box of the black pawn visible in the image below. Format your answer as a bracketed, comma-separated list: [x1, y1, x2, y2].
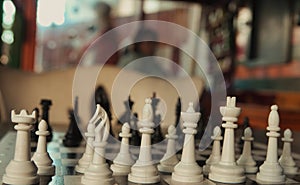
[31, 107, 40, 142]
[151, 92, 163, 144]
[130, 112, 141, 146]
[40, 99, 53, 142]
[63, 109, 83, 147]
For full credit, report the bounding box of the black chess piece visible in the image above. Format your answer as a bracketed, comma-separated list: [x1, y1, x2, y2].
[40, 99, 53, 142]
[175, 97, 182, 136]
[118, 96, 134, 125]
[130, 112, 141, 146]
[94, 85, 114, 137]
[151, 92, 164, 144]
[31, 107, 40, 142]
[63, 109, 83, 147]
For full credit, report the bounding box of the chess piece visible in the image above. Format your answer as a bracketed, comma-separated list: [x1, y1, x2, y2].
[203, 126, 223, 174]
[40, 99, 53, 142]
[239, 117, 250, 147]
[172, 102, 203, 183]
[111, 122, 135, 175]
[130, 112, 141, 146]
[158, 125, 179, 173]
[63, 109, 83, 147]
[279, 128, 298, 175]
[209, 97, 246, 183]
[237, 127, 257, 173]
[81, 106, 114, 185]
[128, 98, 160, 184]
[75, 104, 100, 173]
[256, 105, 285, 183]
[2, 110, 39, 185]
[151, 92, 164, 144]
[118, 96, 134, 125]
[32, 120, 55, 175]
[30, 107, 40, 142]
[94, 85, 114, 136]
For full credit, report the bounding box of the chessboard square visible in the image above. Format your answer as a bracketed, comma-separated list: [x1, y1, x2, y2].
[61, 153, 83, 159]
[61, 158, 80, 166]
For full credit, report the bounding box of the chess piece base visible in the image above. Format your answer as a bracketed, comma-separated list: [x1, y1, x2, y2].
[256, 162, 285, 183]
[37, 165, 55, 176]
[128, 164, 160, 184]
[2, 160, 39, 185]
[244, 165, 258, 174]
[158, 155, 179, 173]
[81, 163, 114, 185]
[209, 163, 245, 183]
[282, 166, 298, 175]
[111, 163, 131, 176]
[171, 162, 203, 183]
[75, 153, 93, 174]
[202, 164, 211, 175]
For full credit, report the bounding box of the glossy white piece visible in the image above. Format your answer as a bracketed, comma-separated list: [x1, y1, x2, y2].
[236, 127, 257, 173]
[2, 110, 39, 185]
[171, 102, 203, 183]
[209, 97, 246, 183]
[111, 122, 135, 175]
[256, 105, 285, 183]
[158, 125, 179, 173]
[81, 106, 114, 185]
[31, 120, 55, 175]
[203, 126, 222, 174]
[75, 105, 100, 173]
[128, 98, 160, 184]
[279, 129, 298, 175]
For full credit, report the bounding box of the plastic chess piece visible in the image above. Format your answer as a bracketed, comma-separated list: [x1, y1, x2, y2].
[256, 105, 285, 183]
[129, 112, 141, 146]
[172, 102, 203, 183]
[237, 127, 258, 173]
[128, 98, 160, 184]
[203, 126, 223, 174]
[279, 128, 299, 175]
[75, 104, 101, 173]
[151, 92, 164, 144]
[63, 109, 83, 147]
[30, 107, 40, 143]
[111, 122, 135, 175]
[209, 97, 246, 183]
[31, 120, 55, 175]
[2, 110, 39, 185]
[81, 106, 114, 185]
[158, 125, 179, 173]
[40, 99, 53, 142]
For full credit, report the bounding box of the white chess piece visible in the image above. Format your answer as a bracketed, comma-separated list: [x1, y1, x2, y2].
[236, 127, 257, 173]
[279, 128, 298, 175]
[128, 98, 160, 184]
[75, 104, 101, 173]
[81, 106, 114, 185]
[31, 119, 55, 175]
[2, 110, 39, 185]
[111, 122, 135, 175]
[171, 102, 203, 183]
[256, 105, 285, 183]
[209, 97, 246, 183]
[203, 126, 222, 174]
[158, 125, 179, 173]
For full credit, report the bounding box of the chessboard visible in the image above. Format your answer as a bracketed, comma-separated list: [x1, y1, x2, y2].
[1, 130, 300, 185]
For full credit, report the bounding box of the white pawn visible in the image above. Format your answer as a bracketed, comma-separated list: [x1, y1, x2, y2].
[158, 125, 179, 173]
[203, 126, 222, 175]
[256, 105, 285, 183]
[172, 102, 203, 183]
[75, 104, 100, 173]
[111, 122, 135, 175]
[2, 110, 39, 185]
[236, 127, 257, 173]
[279, 129, 298, 175]
[32, 120, 55, 175]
